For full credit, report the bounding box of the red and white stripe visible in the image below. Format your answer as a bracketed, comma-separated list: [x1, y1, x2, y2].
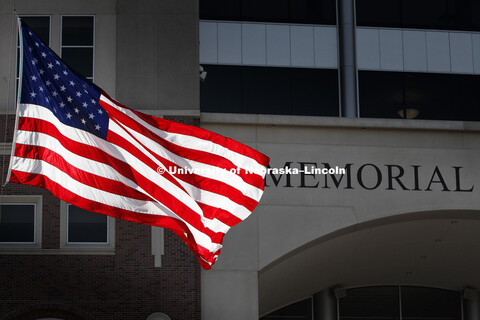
[9, 93, 269, 269]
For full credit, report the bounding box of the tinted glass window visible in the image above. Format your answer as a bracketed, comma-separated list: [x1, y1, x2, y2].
[356, 0, 480, 31]
[68, 205, 108, 243]
[201, 65, 339, 116]
[200, 0, 336, 25]
[0, 204, 35, 243]
[355, 0, 401, 27]
[339, 286, 461, 320]
[21, 16, 50, 44]
[261, 298, 312, 320]
[359, 71, 480, 121]
[62, 16, 94, 46]
[61, 16, 94, 80]
[339, 286, 400, 320]
[401, 287, 461, 319]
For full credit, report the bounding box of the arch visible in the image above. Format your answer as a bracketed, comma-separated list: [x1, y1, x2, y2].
[259, 209, 480, 316]
[2, 304, 94, 320]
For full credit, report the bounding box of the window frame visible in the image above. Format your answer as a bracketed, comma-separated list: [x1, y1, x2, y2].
[60, 15, 95, 81]
[0, 195, 42, 250]
[60, 201, 115, 253]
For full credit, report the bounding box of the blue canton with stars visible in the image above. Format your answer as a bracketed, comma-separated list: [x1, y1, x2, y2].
[20, 22, 109, 139]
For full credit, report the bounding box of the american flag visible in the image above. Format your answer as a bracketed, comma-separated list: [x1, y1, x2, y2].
[8, 21, 269, 269]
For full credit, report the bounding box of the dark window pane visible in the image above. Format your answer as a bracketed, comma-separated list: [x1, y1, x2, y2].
[243, 66, 291, 114]
[404, 73, 451, 121]
[261, 298, 312, 320]
[242, 0, 290, 23]
[62, 16, 94, 46]
[357, 0, 480, 31]
[61, 47, 93, 78]
[451, 74, 480, 121]
[402, 0, 449, 29]
[291, 0, 336, 24]
[292, 68, 339, 116]
[200, 0, 242, 20]
[359, 71, 404, 119]
[401, 287, 461, 319]
[21, 16, 50, 44]
[200, 65, 243, 113]
[68, 206, 107, 243]
[339, 286, 400, 319]
[201, 65, 339, 116]
[0, 204, 35, 243]
[356, 0, 401, 27]
[359, 71, 480, 121]
[200, 0, 336, 25]
[448, 0, 480, 31]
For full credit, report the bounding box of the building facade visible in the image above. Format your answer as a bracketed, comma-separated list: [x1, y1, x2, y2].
[1, 0, 480, 319]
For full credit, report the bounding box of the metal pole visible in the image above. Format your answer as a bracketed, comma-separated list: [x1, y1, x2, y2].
[313, 289, 337, 320]
[337, 0, 358, 118]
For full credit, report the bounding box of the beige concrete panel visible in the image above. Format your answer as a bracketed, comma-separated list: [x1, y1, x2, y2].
[0, 12, 16, 110]
[116, 0, 158, 14]
[12, 0, 115, 14]
[202, 123, 260, 146]
[213, 212, 259, 271]
[156, 13, 199, 110]
[116, 13, 158, 109]
[157, 0, 198, 14]
[258, 205, 357, 269]
[255, 125, 465, 149]
[202, 270, 259, 320]
[94, 14, 116, 96]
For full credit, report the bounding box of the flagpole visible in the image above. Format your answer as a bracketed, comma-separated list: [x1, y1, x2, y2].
[4, 17, 23, 186]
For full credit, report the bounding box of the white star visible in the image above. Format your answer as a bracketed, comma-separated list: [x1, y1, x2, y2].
[63, 70, 68, 76]
[56, 60, 60, 65]
[82, 102, 88, 108]
[81, 119, 86, 124]
[39, 69, 45, 75]
[31, 75, 37, 81]
[41, 52, 47, 58]
[52, 91, 58, 97]
[60, 85, 66, 92]
[97, 109, 103, 114]
[76, 91, 82, 97]
[28, 32, 32, 35]
[47, 63, 53, 69]
[91, 99, 96, 105]
[54, 74, 60, 80]
[45, 97, 49, 103]
[35, 42, 39, 47]
[39, 86, 44, 92]
[84, 89, 88, 94]
[31, 58, 38, 65]
[69, 81, 75, 86]
[67, 96, 73, 102]
[45, 80, 51, 86]
[30, 92, 37, 98]
[28, 46, 33, 52]
[59, 102, 65, 108]
[66, 113, 72, 119]
[89, 113, 94, 119]
[74, 108, 80, 113]
[95, 124, 101, 131]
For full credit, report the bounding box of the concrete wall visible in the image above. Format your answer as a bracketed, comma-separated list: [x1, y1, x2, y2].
[116, 0, 199, 112]
[201, 113, 480, 319]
